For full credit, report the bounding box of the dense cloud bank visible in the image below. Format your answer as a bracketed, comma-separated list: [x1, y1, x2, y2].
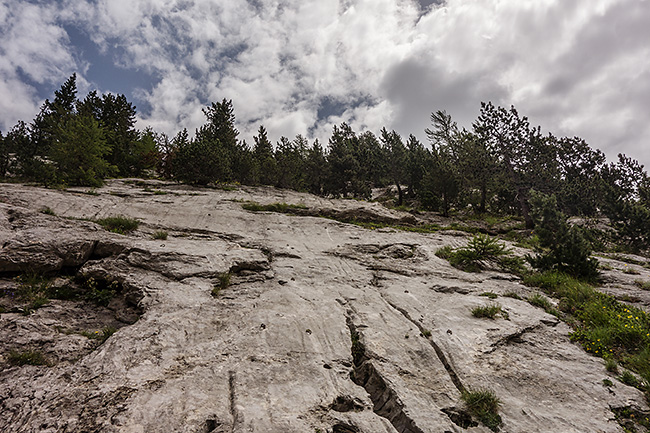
[1, 0, 649, 166]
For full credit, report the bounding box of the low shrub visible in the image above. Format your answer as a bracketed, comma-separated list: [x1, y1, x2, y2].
[461, 388, 502, 432]
[438, 234, 524, 273]
[95, 215, 139, 234]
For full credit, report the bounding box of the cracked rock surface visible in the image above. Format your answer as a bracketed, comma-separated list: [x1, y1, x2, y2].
[1, 179, 649, 433]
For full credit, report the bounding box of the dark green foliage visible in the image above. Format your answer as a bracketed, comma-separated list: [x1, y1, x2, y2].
[601, 154, 650, 251]
[171, 99, 239, 185]
[7, 349, 49, 366]
[380, 128, 407, 205]
[473, 102, 560, 228]
[461, 388, 502, 432]
[527, 191, 599, 281]
[50, 114, 115, 186]
[241, 201, 307, 213]
[440, 234, 523, 273]
[95, 215, 139, 234]
[253, 125, 277, 185]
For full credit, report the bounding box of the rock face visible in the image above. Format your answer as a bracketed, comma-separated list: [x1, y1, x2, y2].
[1, 180, 649, 433]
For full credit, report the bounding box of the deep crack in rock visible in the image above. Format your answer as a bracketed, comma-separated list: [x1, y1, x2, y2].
[346, 314, 425, 433]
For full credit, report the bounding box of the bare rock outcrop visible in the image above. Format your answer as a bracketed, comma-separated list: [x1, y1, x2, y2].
[1, 179, 649, 433]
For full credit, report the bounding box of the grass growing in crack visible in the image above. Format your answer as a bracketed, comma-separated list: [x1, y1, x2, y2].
[350, 329, 365, 366]
[13, 273, 50, 314]
[40, 207, 55, 215]
[241, 201, 307, 213]
[80, 326, 117, 344]
[7, 349, 49, 366]
[436, 234, 524, 273]
[503, 291, 522, 300]
[471, 304, 506, 320]
[480, 292, 498, 299]
[527, 293, 559, 316]
[152, 230, 168, 240]
[421, 329, 432, 337]
[81, 277, 118, 307]
[95, 215, 139, 234]
[605, 357, 619, 373]
[211, 272, 231, 298]
[634, 280, 650, 290]
[618, 370, 640, 387]
[461, 388, 502, 432]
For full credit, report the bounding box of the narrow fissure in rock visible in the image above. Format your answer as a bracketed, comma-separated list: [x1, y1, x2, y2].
[345, 315, 425, 433]
[381, 296, 466, 393]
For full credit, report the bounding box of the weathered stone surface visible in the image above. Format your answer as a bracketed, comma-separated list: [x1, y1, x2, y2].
[0, 179, 649, 433]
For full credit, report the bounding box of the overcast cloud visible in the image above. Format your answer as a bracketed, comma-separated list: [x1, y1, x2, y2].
[1, 0, 649, 167]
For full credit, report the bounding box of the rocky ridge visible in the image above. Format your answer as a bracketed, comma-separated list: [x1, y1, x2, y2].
[1, 179, 650, 433]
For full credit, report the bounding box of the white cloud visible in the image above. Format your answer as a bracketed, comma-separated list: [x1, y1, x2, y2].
[1, 0, 650, 168]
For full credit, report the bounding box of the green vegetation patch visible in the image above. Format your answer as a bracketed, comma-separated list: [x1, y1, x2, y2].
[471, 303, 507, 320]
[525, 270, 650, 385]
[95, 215, 139, 234]
[80, 326, 117, 344]
[634, 280, 650, 290]
[461, 388, 502, 432]
[241, 201, 308, 213]
[7, 349, 49, 366]
[152, 230, 168, 240]
[211, 272, 231, 298]
[436, 234, 524, 273]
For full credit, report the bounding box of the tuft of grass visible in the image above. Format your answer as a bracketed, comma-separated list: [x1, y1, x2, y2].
[81, 326, 117, 344]
[7, 349, 49, 366]
[153, 190, 168, 195]
[605, 357, 619, 373]
[421, 329, 432, 338]
[461, 388, 502, 432]
[622, 265, 640, 275]
[480, 292, 498, 299]
[618, 370, 640, 387]
[634, 280, 650, 290]
[152, 230, 168, 240]
[40, 207, 56, 216]
[212, 272, 231, 298]
[603, 378, 613, 387]
[503, 291, 522, 300]
[95, 215, 139, 234]
[471, 303, 506, 320]
[527, 293, 558, 316]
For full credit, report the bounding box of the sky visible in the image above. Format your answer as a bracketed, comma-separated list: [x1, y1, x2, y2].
[1, 0, 649, 167]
